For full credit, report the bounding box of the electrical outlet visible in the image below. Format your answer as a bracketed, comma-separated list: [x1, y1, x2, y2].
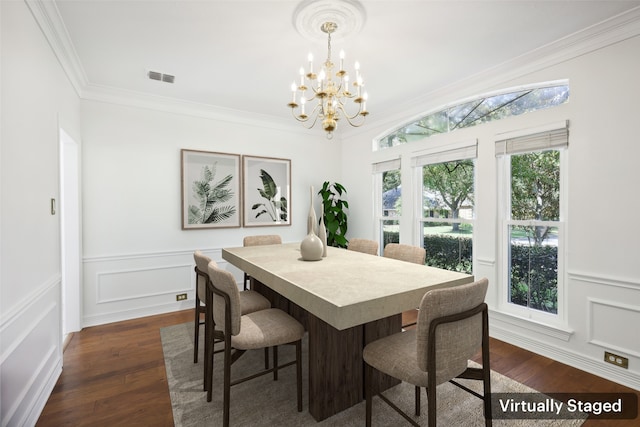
[176, 293, 188, 301]
[604, 351, 629, 369]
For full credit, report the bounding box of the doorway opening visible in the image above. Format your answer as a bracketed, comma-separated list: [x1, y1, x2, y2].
[59, 128, 81, 340]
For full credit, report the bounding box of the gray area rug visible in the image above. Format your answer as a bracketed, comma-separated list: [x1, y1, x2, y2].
[161, 322, 584, 426]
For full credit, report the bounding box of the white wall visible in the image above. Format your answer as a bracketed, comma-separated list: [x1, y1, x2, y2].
[340, 35, 640, 390]
[80, 100, 339, 326]
[0, 1, 81, 425]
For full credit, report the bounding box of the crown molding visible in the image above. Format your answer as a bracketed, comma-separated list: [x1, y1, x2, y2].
[28, 0, 640, 136]
[367, 5, 640, 136]
[24, 0, 305, 133]
[81, 82, 304, 133]
[25, 0, 88, 97]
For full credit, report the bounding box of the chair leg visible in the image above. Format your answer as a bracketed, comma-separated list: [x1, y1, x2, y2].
[415, 386, 420, 416]
[273, 346, 279, 381]
[193, 297, 200, 363]
[427, 385, 436, 427]
[482, 309, 492, 427]
[206, 331, 214, 402]
[296, 340, 303, 412]
[203, 306, 210, 392]
[264, 347, 269, 370]
[222, 335, 232, 427]
[365, 362, 373, 427]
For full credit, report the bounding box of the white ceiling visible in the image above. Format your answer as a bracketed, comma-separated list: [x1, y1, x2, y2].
[52, 0, 640, 128]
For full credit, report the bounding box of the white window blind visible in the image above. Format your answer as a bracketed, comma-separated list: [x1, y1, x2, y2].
[411, 140, 477, 167]
[496, 121, 569, 156]
[372, 158, 401, 174]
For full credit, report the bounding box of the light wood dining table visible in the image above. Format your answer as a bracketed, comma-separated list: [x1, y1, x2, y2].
[222, 242, 473, 421]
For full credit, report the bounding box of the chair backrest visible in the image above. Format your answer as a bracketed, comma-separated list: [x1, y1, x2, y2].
[347, 238, 379, 255]
[207, 260, 242, 336]
[383, 243, 426, 265]
[416, 278, 489, 385]
[243, 235, 282, 246]
[194, 250, 217, 302]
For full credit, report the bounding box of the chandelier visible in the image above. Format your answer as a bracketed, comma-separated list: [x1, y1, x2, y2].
[288, 21, 368, 139]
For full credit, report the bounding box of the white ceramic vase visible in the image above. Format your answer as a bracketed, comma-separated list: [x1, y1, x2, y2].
[301, 185, 323, 261]
[318, 212, 328, 257]
[307, 186, 317, 235]
[300, 232, 324, 261]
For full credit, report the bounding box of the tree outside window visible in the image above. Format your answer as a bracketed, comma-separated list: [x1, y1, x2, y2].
[421, 159, 474, 273]
[508, 150, 560, 313]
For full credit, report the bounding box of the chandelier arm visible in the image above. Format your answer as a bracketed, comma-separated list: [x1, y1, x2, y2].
[336, 102, 365, 121]
[290, 108, 308, 123]
[304, 109, 322, 129]
[336, 103, 367, 127]
[290, 103, 324, 127]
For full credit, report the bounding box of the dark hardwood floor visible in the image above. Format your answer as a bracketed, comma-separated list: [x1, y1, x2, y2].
[37, 309, 638, 426]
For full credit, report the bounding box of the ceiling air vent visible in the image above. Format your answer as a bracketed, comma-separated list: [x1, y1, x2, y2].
[147, 70, 175, 84]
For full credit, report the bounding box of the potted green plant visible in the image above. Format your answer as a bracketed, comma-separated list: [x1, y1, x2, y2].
[318, 181, 349, 248]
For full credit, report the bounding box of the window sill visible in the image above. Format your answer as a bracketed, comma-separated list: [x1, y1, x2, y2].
[489, 309, 574, 342]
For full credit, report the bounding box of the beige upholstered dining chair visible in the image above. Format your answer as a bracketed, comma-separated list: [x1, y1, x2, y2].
[363, 278, 491, 427]
[206, 260, 305, 427]
[192, 251, 270, 372]
[383, 243, 426, 327]
[242, 235, 282, 290]
[383, 243, 426, 265]
[347, 238, 379, 255]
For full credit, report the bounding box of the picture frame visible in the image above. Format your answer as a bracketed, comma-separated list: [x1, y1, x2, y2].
[243, 155, 291, 227]
[181, 149, 242, 229]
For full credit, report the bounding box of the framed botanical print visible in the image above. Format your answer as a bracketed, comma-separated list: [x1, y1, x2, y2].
[181, 149, 242, 229]
[242, 155, 291, 227]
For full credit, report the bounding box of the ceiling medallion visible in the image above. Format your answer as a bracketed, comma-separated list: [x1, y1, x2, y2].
[293, 0, 366, 43]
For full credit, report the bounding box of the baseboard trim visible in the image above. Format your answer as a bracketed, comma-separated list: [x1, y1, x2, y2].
[491, 324, 640, 391]
[82, 300, 192, 328]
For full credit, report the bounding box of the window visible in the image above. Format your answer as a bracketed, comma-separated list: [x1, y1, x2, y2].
[413, 141, 477, 273]
[373, 159, 401, 253]
[376, 83, 569, 150]
[497, 123, 567, 319]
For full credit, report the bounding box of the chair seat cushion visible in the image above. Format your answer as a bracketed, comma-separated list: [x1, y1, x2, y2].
[239, 290, 270, 315]
[232, 309, 305, 350]
[363, 330, 431, 387]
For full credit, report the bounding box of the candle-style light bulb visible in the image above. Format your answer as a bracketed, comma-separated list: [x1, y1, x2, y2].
[308, 53, 313, 74]
[291, 82, 297, 102]
[299, 67, 305, 86]
[301, 97, 306, 115]
[339, 49, 345, 70]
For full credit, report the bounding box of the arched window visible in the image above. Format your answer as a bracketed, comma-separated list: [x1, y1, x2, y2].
[376, 82, 569, 150]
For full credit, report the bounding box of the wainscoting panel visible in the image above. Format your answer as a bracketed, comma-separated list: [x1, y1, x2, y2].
[0, 278, 62, 427]
[82, 248, 241, 327]
[589, 298, 640, 358]
[96, 264, 192, 304]
[490, 271, 640, 391]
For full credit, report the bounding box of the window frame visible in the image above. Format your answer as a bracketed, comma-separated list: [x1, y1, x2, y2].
[496, 124, 568, 326]
[373, 158, 402, 255]
[413, 139, 478, 274]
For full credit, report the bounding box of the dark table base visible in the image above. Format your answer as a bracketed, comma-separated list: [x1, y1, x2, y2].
[252, 279, 401, 421]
